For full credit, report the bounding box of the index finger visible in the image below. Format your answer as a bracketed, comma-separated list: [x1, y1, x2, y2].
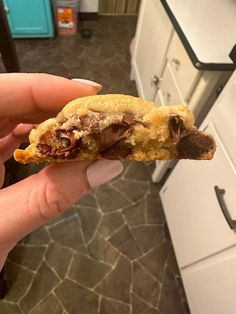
[0, 73, 101, 123]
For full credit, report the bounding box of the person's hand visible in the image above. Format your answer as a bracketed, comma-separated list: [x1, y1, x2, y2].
[0, 73, 123, 271]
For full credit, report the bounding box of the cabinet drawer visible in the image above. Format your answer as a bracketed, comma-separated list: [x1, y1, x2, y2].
[157, 61, 185, 106]
[160, 123, 236, 267]
[167, 32, 201, 102]
[132, 0, 173, 100]
[204, 72, 236, 167]
[182, 247, 236, 314]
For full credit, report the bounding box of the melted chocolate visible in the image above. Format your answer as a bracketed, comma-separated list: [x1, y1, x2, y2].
[92, 114, 135, 152]
[168, 116, 185, 142]
[37, 112, 136, 159]
[80, 113, 105, 133]
[177, 132, 214, 159]
[101, 141, 132, 159]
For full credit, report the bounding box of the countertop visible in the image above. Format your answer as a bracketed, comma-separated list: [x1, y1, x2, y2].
[161, 0, 236, 70]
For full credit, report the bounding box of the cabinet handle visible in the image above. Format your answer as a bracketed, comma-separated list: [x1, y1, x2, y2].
[163, 91, 171, 103]
[214, 186, 236, 229]
[4, 6, 10, 13]
[171, 58, 181, 71]
[151, 75, 160, 88]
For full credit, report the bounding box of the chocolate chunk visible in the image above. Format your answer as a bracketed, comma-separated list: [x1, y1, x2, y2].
[123, 112, 136, 124]
[37, 143, 80, 159]
[95, 122, 133, 151]
[80, 113, 105, 133]
[55, 130, 77, 151]
[168, 115, 185, 142]
[101, 141, 132, 159]
[177, 132, 214, 159]
[38, 112, 137, 159]
[90, 112, 136, 154]
[37, 130, 81, 159]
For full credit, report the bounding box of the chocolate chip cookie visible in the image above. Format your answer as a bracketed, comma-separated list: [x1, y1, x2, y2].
[14, 94, 216, 163]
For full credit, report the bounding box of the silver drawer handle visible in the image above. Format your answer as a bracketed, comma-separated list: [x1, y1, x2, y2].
[171, 58, 181, 71]
[163, 91, 171, 103]
[151, 75, 160, 88]
[4, 6, 10, 13]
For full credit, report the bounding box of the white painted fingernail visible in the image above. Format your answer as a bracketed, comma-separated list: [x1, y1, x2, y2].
[72, 78, 102, 89]
[86, 160, 123, 188]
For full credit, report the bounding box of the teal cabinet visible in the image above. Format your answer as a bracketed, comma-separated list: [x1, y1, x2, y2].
[3, 0, 54, 38]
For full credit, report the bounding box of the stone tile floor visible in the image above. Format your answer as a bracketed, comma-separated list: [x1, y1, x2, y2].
[0, 16, 189, 314]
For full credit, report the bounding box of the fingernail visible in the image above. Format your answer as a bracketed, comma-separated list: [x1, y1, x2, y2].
[86, 160, 123, 188]
[72, 78, 102, 89]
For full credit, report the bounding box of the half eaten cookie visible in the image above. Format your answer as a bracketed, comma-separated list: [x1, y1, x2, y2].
[14, 94, 216, 163]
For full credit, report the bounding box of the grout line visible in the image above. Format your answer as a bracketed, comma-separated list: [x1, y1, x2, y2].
[102, 208, 124, 215]
[18, 258, 44, 303]
[144, 194, 148, 224]
[1, 300, 19, 305]
[95, 293, 131, 306]
[130, 223, 163, 228]
[97, 295, 102, 314]
[109, 181, 133, 202]
[92, 192, 103, 212]
[106, 222, 126, 241]
[133, 239, 167, 263]
[127, 224, 145, 255]
[132, 291, 158, 310]
[76, 212, 88, 249]
[64, 277, 100, 295]
[15, 243, 48, 248]
[43, 259, 61, 282]
[46, 213, 78, 229]
[74, 203, 99, 210]
[87, 216, 102, 246]
[6, 259, 36, 274]
[18, 304, 24, 314]
[28, 290, 52, 314]
[135, 260, 160, 283]
[44, 225, 52, 240]
[93, 254, 121, 290]
[68, 249, 113, 268]
[52, 290, 68, 313]
[64, 251, 75, 278]
[157, 258, 168, 310]
[130, 260, 134, 304]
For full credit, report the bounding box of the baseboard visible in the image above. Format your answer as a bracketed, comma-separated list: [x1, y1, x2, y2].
[79, 12, 99, 20]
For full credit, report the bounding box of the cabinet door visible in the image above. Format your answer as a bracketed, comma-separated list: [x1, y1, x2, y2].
[160, 123, 236, 268]
[132, 0, 173, 100]
[182, 247, 236, 314]
[155, 62, 185, 106]
[4, 0, 54, 38]
[167, 32, 202, 102]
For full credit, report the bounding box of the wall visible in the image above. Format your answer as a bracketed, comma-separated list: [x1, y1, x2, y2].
[79, 0, 99, 12]
[99, 0, 141, 14]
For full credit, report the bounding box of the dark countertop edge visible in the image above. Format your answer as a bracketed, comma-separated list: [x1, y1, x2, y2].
[161, 0, 235, 71]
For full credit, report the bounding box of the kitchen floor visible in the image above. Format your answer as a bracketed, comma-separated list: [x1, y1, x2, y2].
[0, 16, 189, 314]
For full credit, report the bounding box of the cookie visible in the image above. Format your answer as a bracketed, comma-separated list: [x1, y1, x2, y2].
[14, 94, 216, 163]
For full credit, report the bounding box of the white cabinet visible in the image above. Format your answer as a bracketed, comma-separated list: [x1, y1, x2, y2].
[160, 71, 236, 314]
[155, 61, 184, 106]
[160, 123, 236, 268]
[131, 0, 229, 113]
[131, 0, 173, 100]
[182, 247, 236, 314]
[166, 32, 201, 102]
[131, 0, 231, 183]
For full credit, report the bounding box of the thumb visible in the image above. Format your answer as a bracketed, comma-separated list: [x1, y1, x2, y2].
[0, 160, 123, 247]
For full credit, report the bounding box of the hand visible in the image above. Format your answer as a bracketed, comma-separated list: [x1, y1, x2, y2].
[0, 73, 123, 271]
